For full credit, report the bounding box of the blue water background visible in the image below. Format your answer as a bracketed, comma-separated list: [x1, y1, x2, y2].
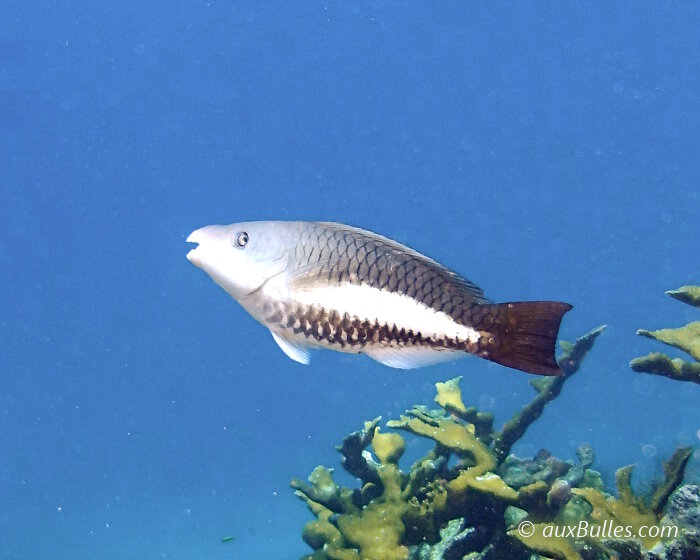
[2, 2, 699, 558]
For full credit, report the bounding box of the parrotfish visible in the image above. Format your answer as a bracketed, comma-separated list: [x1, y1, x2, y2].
[186, 221, 572, 375]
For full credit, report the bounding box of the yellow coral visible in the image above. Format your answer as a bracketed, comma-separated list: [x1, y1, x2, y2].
[388, 411, 516, 504]
[508, 523, 580, 560]
[302, 515, 343, 550]
[571, 487, 660, 549]
[336, 456, 409, 560]
[631, 286, 700, 384]
[434, 376, 467, 415]
[637, 322, 700, 362]
[372, 428, 405, 465]
[387, 414, 494, 470]
[448, 469, 518, 501]
[337, 503, 408, 560]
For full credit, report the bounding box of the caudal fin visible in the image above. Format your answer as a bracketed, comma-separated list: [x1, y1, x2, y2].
[483, 301, 572, 375]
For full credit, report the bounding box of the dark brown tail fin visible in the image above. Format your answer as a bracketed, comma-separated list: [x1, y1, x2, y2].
[483, 301, 572, 375]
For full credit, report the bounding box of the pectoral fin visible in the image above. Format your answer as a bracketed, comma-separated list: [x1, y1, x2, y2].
[271, 331, 311, 365]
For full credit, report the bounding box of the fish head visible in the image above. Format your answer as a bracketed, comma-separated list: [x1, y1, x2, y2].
[187, 222, 289, 300]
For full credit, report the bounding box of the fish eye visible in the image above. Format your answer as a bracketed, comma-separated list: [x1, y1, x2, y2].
[234, 231, 249, 248]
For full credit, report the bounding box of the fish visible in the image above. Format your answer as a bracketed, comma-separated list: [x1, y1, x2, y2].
[186, 221, 572, 375]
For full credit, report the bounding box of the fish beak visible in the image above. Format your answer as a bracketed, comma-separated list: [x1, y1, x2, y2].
[186, 226, 210, 265]
[186, 224, 230, 267]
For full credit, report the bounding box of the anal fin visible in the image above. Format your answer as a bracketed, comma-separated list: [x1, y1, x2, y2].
[364, 345, 462, 369]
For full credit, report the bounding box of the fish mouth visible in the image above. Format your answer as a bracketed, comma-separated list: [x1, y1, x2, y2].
[186, 228, 205, 263]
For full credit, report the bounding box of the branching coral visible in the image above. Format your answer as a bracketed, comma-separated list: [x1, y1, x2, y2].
[630, 285, 700, 385]
[292, 325, 696, 559]
[493, 325, 606, 462]
[292, 418, 411, 560]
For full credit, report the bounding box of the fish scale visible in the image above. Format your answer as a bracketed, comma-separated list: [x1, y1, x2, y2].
[291, 222, 487, 311]
[187, 220, 572, 375]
